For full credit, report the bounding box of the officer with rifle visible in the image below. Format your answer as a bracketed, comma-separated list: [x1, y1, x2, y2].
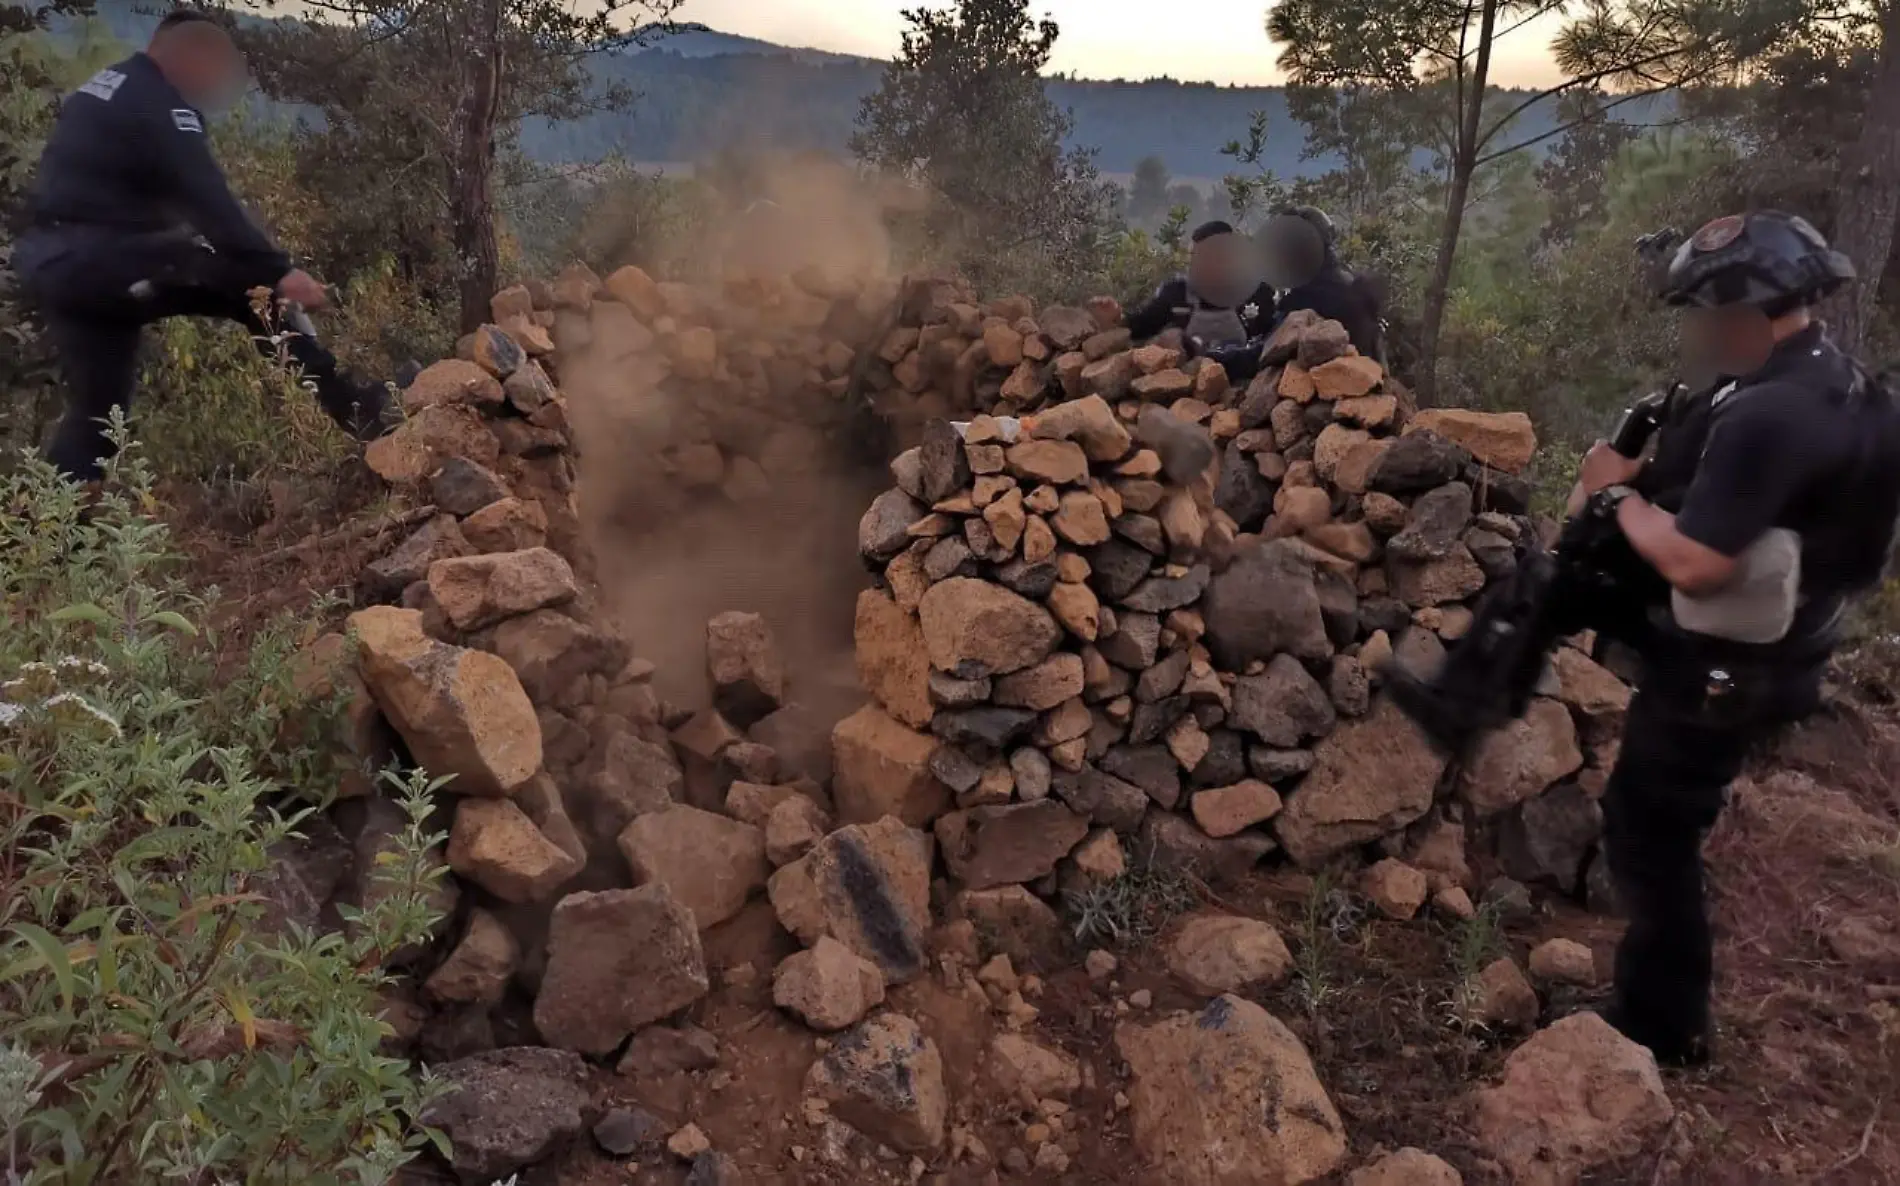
[13, 8, 398, 482]
[1387, 211, 1900, 1068]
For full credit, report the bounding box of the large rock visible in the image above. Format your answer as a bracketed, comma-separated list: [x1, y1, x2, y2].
[1203, 540, 1332, 670]
[1500, 782, 1604, 892]
[993, 652, 1086, 710]
[1460, 698, 1583, 817]
[1276, 698, 1447, 867]
[534, 885, 709, 1055]
[769, 817, 933, 985]
[428, 548, 579, 632]
[934, 800, 1089, 890]
[488, 609, 625, 705]
[805, 1012, 947, 1154]
[1165, 914, 1293, 994]
[1052, 765, 1150, 831]
[1474, 1013, 1673, 1186]
[1117, 995, 1346, 1185]
[581, 730, 682, 841]
[854, 589, 933, 728]
[363, 515, 470, 602]
[424, 1047, 588, 1184]
[350, 607, 541, 798]
[831, 705, 951, 827]
[772, 936, 887, 1031]
[403, 357, 505, 413]
[1030, 393, 1132, 461]
[448, 798, 580, 902]
[860, 489, 927, 561]
[1229, 655, 1337, 748]
[617, 805, 769, 929]
[1388, 544, 1487, 607]
[705, 611, 786, 728]
[424, 909, 520, 1007]
[1191, 780, 1283, 837]
[918, 577, 1061, 677]
[1408, 409, 1537, 474]
[1369, 431, 1468, 495]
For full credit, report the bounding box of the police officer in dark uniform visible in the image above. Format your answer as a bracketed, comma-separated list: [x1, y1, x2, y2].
[13, 9, 394, 482]
[1566, 211, 1900, 1066]
[1091, 220, 1275, 347]
[1199, 205, 1385, 381]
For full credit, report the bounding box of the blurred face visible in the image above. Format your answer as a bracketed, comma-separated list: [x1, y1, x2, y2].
[1680, 304, 1776, 379]
[165, 25, 247, 111]
[1189, 235, 1237, 295]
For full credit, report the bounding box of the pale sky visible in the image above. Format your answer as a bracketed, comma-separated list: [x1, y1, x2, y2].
[674, 0, 1565, 88]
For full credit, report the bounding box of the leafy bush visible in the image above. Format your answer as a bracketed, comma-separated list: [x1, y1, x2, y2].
[0, 434, 447, 1185]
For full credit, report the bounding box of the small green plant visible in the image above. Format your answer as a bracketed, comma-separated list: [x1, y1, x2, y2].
[0, 427, 448, 1184]
[1064, 861, 1198, 950]
[1440, 902, 1507, 1034]
[1293, 871, 1357, 1017]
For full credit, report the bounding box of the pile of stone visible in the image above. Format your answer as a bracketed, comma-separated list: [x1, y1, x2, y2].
[847, 301, 1635, 909]
[270, 269, 1648, 1185]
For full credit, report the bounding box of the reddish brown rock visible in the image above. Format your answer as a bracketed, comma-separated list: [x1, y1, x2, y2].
[1190, 781, 1284, 838]
[428, 548, 578, 632]
[1361, 858, 1429, 920]
[448, 798, 580, 903]
[535, 885, 710, 1055]
[918, 577, 1061, 677]
[772, 936, 886, 1031]
[1165, 915, 1293, 995]
[1408, 409, 1537, 474]
[617, 805, 768, 930]
[769, 817, 933, 985]
[1474, 1013, 1672, 1185]
[934, 800, 1089, 890]
[705, 611, 786, 729]
[350, 607, 541, 798]
[1117, 995, 1346, 1185]
[1275, 698, 1446, 867]
[831, 705, 950, 828]
[804, 1012, 947, 1153]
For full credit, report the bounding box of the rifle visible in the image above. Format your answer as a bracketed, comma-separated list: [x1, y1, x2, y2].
[1384, 383, 1680, 752]
[1384, 227, 1691, 751]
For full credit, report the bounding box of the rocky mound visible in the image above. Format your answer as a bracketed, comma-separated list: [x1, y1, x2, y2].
[274, 268, 1661, 1185]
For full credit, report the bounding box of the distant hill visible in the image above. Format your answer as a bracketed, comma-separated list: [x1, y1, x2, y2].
[58, 3, 1669, 184]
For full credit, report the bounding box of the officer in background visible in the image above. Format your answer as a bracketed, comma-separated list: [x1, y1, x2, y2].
[13, 9, 395, 482]
[1089, 220, 1276, 347]
[1569, 211, 1900, 1066]
[1197, 205, 1385, 382]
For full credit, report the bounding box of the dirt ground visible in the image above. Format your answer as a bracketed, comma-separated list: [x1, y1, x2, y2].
[167, 478, 1900, 1186]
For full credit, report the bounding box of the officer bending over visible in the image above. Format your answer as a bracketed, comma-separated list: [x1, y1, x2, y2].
[1569, 212, 1900, 1066]
[14, 9, 396, 482]
[1091, 220, 1275, 348]
[1200, 205, 1385, 381]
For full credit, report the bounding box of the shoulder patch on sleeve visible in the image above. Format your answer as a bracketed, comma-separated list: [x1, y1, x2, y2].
[170, 108, 204, 133]
[77, 69, 128, 101]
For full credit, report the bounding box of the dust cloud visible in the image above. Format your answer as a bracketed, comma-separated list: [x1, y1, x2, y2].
[558, 154, 918, 725]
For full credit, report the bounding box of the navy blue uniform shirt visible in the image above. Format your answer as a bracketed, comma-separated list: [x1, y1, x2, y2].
[28, 52, 289, 288]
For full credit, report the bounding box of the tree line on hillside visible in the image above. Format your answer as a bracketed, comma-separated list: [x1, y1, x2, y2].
[1, 0, 1897, 459]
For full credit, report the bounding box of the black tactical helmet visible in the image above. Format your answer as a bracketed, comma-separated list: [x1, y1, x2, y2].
[1283, 204, 1337, 246]
[1658, 211, 1855, 316]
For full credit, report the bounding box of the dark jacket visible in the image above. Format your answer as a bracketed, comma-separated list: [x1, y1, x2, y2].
[1124, 276, 1276, 343]
[22, 52, 288, 288]
[1279, 264, 1383, 360]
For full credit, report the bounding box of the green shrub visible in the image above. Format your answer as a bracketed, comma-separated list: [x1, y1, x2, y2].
[135, 301, 361, 486]
[0, 432, 447, 1185]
